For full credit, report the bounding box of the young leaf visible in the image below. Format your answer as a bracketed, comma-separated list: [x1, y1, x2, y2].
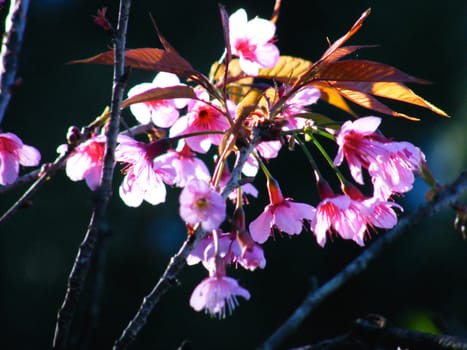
[70, 48, 195, 77]
[257, 56, 313, 83]
[311, 82, 356, 116]
[121, 86, 196, 110]
[333, 86, 420, 121]
[316, 60, 429, 83]
[335, 81, 449, 117]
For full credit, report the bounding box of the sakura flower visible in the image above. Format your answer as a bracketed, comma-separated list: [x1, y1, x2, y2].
[161, 142, 210, 187]
[127, 72, 188, 128]
[363, 196, 402, 230]
[0, 132, 41, 185]
[115, 136, 176, 207]
[179, 178, 226, 231]
[59, 134, 106, 190]
[170, 89, 233, 153]
[229, 8, 279, 76]
[368, 141, 425, 199]
[334, 116, 426, 198]
[281, 85, 321, 131]
[189, 275, 250, 318]
[311, 195, 368, 247]
[249, 178, 315, 244]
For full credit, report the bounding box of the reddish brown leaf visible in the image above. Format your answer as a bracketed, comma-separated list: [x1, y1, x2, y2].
[121, 85, 196, 110]
[316, 60, 428, 83]
[335, 81, 449, 117]
[311, 82, 356, 116]
[333, 86, 420, 121]
[320, 45, 378, 65]
[320, 8, 372, 62]
[70, 48, 194, 77]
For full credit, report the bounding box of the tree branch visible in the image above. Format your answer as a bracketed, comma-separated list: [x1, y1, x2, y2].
[0, 0, 30, 125]
[259, 170, 467, 350]
[113, 139, 259, 350]
[52, 1, 132, 348]
[291, 314, 467, 350]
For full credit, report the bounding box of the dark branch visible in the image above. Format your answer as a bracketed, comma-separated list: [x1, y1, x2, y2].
[52, 1, 132, 349]
[0, 0, 30, 125]
[259, 171, 467, 350]
[292, 314, 467, 350]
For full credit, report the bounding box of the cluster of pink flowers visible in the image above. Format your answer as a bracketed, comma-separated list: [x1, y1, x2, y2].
[1, 7, 429, 318]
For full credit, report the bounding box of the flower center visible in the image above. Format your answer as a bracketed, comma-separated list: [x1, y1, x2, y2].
[196, 197, 208, 210]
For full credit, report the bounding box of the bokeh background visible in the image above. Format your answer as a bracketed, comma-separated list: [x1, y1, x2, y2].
[1, 0, 466, 349]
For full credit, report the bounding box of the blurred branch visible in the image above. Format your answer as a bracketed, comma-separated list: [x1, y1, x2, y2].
[113, 139, 259, 350]
[0, 0, 30, 125]
[259, 170, 467, 350]
[291, 314, 467, 350]
[52, 1, 132, 349]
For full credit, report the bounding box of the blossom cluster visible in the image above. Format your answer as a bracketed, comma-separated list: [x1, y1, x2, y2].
[0, 7, 431, 318]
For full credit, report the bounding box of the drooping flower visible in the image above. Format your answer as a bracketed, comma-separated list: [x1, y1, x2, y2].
[189, 275, 250, 318]
[249, 178, 316, 244]
[0, 132, 41, 185]
[115, 135, 176, 207]
[127, 72, 188, 128]
[229, 8, 279, 76]
[334, 116, 425, 198]
[59, 134, 106, 190]
[179, 178, 226, 231]
[170, 88, 233, 153]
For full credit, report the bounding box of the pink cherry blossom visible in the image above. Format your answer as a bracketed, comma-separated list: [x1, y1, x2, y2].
[334, 116, 425, 199]
[115, 135, 176, 207]
[170, 89, 233, 153]
[161, 142, 210, 187]
[229, 8, 279, 76]
[60, 134, 106, 190]
[368, 141, 425, 199]
[281, 85, 321, 131]
[311, 195, 368, 247]
[0, 132, 41, 185]
[127, 72, 188, 128]
[189, 275, 250, 318]
[249, 178, 316, 244]
[179, 178, 226, 231]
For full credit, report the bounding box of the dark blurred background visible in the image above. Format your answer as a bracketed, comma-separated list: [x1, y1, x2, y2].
[1, 0, 466, 349]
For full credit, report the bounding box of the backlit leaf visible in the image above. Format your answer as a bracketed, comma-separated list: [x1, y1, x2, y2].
[316, 60, 428, 83]
[336, 81, 449, 117]
[258, 56, 313, 83]
[121, 86, 196, 109]
[70, 48, 195, 77]
[311, 82, 356, 116]
[333, 86, 420, 121]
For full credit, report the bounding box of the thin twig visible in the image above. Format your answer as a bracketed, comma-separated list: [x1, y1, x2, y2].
[0, 154, 68, 223]
[0, 0, 30, 125]
[52, 1, 132, 349]
[113, 138, 259, 350]
[259, 171, 467, 350]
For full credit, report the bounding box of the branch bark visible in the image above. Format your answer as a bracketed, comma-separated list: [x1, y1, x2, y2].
[292, 314, 467, 350]
[259, 170, 467, 350]
[52, 1, 132, 349]
[0, 0, 30, 125]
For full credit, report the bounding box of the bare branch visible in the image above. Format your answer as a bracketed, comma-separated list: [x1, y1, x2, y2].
[0, 0, 30, 125]
[52, 1, 132, 349]
[291, 314, 467, 350]
[259, 170, 467, 350]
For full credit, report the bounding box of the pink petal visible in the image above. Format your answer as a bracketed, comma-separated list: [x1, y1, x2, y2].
[249, 209, 273, 244]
